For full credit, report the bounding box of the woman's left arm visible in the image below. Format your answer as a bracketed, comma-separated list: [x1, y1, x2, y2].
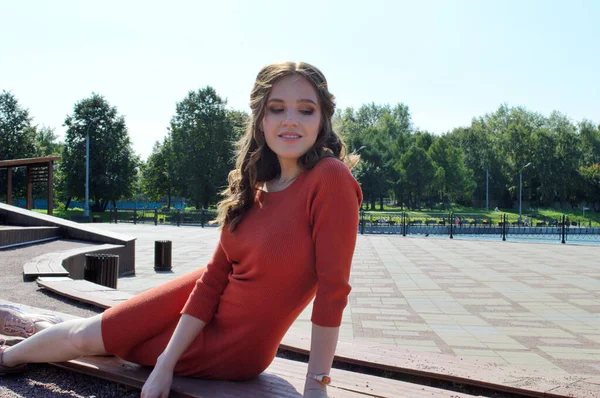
[303, 323, 339, 397]
[305, 159, 364, 398]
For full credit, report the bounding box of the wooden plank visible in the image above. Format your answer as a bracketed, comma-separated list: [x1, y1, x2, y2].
[0, 156, 61, 168]
[0, 299, 476, 398]
[26, 166, 32, 210]
[37, 278, 130, 309]
[23, 254, 70, 278]
[48, 159, 53, 215]
[6, 167, 11, 205]
[1, 226, 61, 250]
[280, 330, 594, 398]
[52, 354, 480, 398]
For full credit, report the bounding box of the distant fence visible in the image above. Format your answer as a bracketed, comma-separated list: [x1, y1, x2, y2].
[358, 211, 600, 244]
[109, 208, 218, 228]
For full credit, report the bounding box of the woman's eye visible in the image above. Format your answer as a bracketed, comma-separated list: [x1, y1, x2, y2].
[269, 108, 284, 114]
[300, 109, 314, 115]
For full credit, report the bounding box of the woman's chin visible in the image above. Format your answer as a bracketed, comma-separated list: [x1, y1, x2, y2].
[274, 150, 307, 161]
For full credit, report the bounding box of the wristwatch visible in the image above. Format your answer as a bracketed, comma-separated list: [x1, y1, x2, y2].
[306, 372, 332, 385]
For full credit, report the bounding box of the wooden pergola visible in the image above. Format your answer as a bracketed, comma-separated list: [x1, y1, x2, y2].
[0, 156, 61, 215]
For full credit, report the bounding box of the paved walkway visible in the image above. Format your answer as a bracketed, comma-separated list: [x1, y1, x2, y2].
[92, 224, 600, 377]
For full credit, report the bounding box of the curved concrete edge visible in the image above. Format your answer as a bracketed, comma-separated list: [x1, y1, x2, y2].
[1, 203, 136, 276]
[60, 243, 126, 279]
[23, 242, 126, 279]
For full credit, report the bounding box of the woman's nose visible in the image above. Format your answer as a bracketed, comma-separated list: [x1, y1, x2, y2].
[282, 109, 298, 126]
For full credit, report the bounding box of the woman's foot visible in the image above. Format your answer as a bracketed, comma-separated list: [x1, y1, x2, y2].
[0, 339, 27, 375]
[0, 305, 63, 338]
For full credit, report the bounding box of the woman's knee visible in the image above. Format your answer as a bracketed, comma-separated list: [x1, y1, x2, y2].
[68, 314, 106, 356]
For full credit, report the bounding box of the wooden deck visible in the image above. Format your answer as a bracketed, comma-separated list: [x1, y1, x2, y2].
[36, 277, 132, 307]
[53, 355, 485, 398]
[32, 280, 600, 397]
[0, 299, 479, 398]
[0, 226, 60, 249]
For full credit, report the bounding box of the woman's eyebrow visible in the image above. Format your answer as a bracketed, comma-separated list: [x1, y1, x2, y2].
[267, 98, 317, 106]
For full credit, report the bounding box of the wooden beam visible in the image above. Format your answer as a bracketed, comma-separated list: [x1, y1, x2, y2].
[27, 166, 33, 210]
[0, 156, 61, 169]
[48, 160, 54, 215]
[6, 167, 12, 205]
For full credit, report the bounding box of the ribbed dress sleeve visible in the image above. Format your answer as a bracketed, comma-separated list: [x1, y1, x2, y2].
[308, 159, 363, 327]
[180, 238, 233, 324]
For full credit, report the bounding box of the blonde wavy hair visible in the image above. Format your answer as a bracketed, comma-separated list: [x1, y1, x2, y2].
[215, 61, 359, 231]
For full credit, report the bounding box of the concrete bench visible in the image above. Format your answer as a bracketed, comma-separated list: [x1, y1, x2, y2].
[23, 243, 124, 280]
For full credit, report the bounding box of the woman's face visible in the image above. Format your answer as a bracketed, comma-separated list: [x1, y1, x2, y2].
[262, 74, 321, 165]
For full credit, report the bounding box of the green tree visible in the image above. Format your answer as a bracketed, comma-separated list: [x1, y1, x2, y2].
[579, 163, 600, 211]
[0, 91, 38, 200]
[530, 127, 558, 205]
[428, 137, 476, 206]
[397, 145, 436, 209]
[227, 109, 250, 140]
[548, 111, 581, 206]
[35, 126, 63, 156]
[169, 87, 236, 209]
[355, 160, 385, 210]
[142, 137, 176, 208]
[579, 120, 600, 165]
[0, 91, 36, 160]
[61, 93, 139, 211]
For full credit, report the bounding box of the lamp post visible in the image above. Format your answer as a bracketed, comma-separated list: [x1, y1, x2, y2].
[83, 117, 98, 219]
[519, 162, 531, 223]
[84, 129, 90, 218]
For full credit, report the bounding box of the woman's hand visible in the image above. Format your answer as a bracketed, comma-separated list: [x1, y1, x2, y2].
[140, 363, 174, 398]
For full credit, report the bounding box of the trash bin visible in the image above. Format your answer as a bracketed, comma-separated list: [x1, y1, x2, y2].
[155, 240, 172, 271]
[85, 254, 119, 289]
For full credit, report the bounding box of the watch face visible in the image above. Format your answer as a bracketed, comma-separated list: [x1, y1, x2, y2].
[321, 375, 331, 385]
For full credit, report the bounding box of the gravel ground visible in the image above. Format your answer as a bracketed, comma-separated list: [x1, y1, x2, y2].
[0, 240, 140, 398]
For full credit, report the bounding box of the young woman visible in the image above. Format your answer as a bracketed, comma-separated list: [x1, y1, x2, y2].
[0, 61, 362, 398]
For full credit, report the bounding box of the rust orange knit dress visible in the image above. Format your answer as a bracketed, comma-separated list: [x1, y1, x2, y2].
[101, 157, 363, 380]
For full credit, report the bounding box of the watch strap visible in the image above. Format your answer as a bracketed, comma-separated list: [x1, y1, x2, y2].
[306, 372, 332, 385]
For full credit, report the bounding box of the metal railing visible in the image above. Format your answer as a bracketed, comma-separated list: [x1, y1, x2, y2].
[109, 208, 218, 228]
[358, 211, 600, 244]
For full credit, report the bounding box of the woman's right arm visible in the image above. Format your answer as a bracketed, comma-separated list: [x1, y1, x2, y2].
[142, 236, 232, 398]
[157, 314, 207, 368]
[141, 314, 207, 398]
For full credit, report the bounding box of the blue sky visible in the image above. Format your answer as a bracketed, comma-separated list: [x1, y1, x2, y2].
[1, 0, 598, 160]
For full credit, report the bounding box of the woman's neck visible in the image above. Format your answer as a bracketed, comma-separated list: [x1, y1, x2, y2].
[278, 158, 302, 182]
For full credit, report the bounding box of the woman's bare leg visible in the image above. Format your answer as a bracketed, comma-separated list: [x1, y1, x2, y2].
[1, 314, 106, 367]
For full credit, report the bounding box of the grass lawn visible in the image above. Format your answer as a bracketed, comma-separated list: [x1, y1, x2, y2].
[33, 208, 112, 222]
[32, 207, 216, 225]
[362, 204, 600, 226]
